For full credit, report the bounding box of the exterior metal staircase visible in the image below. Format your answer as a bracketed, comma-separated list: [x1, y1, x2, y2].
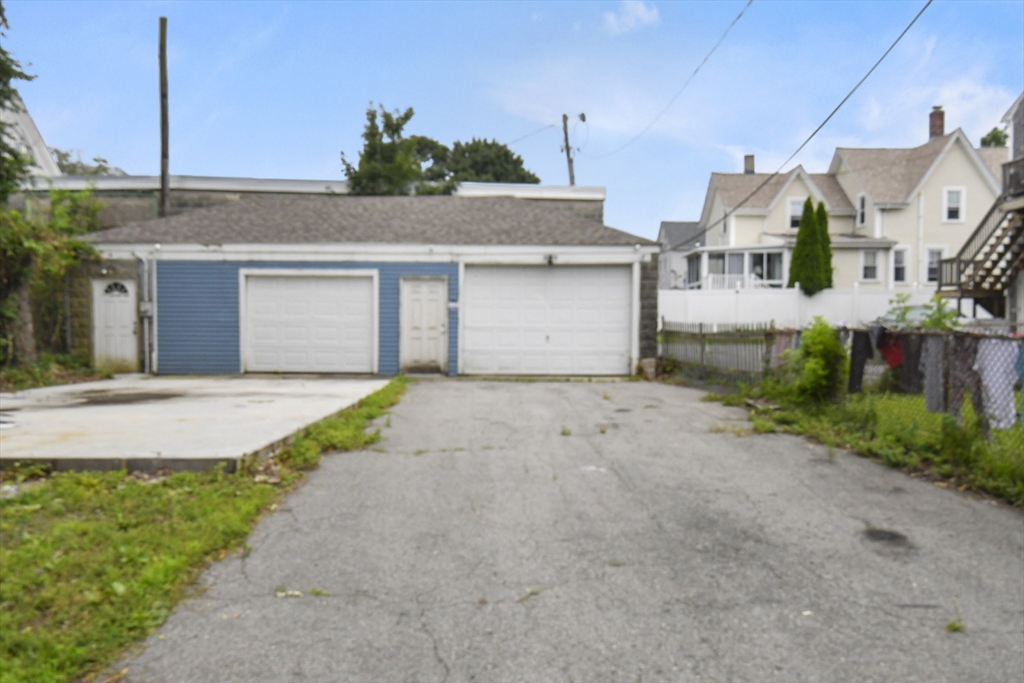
[938, 158, 1024, 317]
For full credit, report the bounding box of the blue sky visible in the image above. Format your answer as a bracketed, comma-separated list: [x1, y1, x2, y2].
[5, 0, 1022, 240]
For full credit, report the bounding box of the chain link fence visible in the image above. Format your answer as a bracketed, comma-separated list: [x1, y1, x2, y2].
[661, 320, 1024, 454]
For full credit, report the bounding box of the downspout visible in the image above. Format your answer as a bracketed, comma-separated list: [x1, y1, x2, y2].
[917, 192, 925, 286]
[132, 252, 152, 374]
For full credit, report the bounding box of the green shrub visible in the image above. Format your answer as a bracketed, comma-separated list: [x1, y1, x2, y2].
[790, 317, 848, 405]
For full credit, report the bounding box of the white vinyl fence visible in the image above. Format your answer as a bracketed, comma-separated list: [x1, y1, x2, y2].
[658, 286, 942, 329]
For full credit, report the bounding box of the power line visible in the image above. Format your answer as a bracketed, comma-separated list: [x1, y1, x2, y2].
[506, 123, 558, 146]
[678, 0, 934, 251]
[587, 0, 754, 159]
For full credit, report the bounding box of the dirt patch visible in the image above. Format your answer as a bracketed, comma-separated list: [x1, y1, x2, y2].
[75, 391, 184, 406]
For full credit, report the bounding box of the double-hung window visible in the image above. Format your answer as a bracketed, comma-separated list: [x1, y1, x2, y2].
[893, 249, 907, 284]
[927, 249, 943, 283]
[861, 250, 879, 281]
[943, 188, 964, 222]
[788, 199, 805, 229]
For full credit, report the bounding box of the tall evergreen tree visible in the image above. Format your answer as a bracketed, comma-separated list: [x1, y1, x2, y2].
[816, 201, 833, 288]
[787, 197, 826, 295]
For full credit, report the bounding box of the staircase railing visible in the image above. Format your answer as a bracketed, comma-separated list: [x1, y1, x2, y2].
[938, 196, 1006, 292]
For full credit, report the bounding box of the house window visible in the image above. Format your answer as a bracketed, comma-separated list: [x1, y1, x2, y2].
[749, 251, 784, 287]
[727, 253, 744, 275]
[687, 254, 701, 286]
[708, 253, 725, 275]
[788, 199, 805, 229]
[943, 188, 964, 222]
[927, 249, 943, 283]
[861, 250, 878, 281]
[893, 249, 907, 283]
[857, 194, 866, 227]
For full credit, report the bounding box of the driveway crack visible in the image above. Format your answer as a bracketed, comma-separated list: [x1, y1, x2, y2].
[419, 606, 450, 682]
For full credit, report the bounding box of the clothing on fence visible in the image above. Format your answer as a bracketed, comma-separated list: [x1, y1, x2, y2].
[869, 325, 885, 349]
[900, 333, 924, 394]
[948, 334, 986, 431]
[920, 335, 946, 413]
[1017, 341, 1024, 429]
[973, 338, 1019, 430]
[848, 331, 874, 394]
[877, 333, 903, 369]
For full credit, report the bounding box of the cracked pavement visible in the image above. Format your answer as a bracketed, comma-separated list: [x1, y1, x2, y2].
[123, 380, 1024, 682]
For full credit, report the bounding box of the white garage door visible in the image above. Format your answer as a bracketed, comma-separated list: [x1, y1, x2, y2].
[463, 266, 632, 375]
[243, 273, 375, 373]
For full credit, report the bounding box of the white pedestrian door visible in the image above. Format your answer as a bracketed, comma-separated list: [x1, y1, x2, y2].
[92, 279, 138, 371]
[400, 277, 448, 373]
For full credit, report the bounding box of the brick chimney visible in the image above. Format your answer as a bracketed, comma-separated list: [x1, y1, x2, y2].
[744, 154, 755, 174]
[929, 106, 945, 140]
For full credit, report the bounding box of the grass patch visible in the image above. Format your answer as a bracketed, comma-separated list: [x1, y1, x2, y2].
[0, 354, 112, 393]
[704, 385, 1024, 506]
[0, 377, 408, 683]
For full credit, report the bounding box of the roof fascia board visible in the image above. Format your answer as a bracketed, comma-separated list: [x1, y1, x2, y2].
[96, 243, 658, 264]
[455, 183, 605, 201]
[27, 175, 351, 194]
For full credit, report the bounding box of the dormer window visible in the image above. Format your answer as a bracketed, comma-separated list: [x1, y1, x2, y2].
[857, 194, 866, 227]
[943, 187, 964, 222]
[788, 198, 805, 229]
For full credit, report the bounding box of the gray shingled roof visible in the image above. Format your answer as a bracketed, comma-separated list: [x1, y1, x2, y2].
[87, 195, 655, 247]
[836, 133, 952, 204]
[710, 169, 854, 212]
[658, 221, 701, 249]
[977, 146, 1010, 188]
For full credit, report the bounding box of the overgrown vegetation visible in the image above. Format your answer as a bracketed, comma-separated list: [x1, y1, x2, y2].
[0, 352, 110, 392]
[701, 326, 1024, 505]
[0, 377, 408, 683]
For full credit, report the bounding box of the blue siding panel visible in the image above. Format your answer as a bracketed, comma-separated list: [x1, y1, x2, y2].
[156, 261, 459, 375]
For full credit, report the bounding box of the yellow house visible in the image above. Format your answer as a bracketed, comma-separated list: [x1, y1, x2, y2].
[676, 107, 1008, 294]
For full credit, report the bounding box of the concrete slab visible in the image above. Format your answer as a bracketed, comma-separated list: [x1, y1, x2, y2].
[0, 375, 388, 471]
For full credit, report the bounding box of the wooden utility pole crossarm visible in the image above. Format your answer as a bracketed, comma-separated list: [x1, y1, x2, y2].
[159, 16, 169, 217]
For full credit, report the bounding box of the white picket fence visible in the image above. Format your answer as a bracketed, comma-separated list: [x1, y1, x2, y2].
[658, 285, 942, 329]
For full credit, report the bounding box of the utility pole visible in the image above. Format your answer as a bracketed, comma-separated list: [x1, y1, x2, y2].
[561, 114, 575, 186]
[159, 16, 169, 217]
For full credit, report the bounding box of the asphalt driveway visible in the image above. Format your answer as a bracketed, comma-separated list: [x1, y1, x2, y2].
[124, 380, 1023, 682]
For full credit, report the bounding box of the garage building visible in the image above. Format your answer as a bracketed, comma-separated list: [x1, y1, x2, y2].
[83, 193, 658, 376]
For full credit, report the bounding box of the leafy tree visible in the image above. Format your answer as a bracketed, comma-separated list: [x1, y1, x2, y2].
[980, 127, 1008, 148]
[1, 189, 99, 363]
[447, 138, 540, 184]
[341, 104, 421, 195]
[0, 2, 35, 206]
[815, 201, 833, 288]
[787, 197, 826, 295]
[341, 105, 541, 195]
[50, 147, 126, 176]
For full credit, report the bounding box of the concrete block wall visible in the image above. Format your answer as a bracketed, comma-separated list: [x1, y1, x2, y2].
[640, 258, 658, 359]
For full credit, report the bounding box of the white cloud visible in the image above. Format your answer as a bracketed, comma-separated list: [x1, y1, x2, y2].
[603, 1, 660, 35]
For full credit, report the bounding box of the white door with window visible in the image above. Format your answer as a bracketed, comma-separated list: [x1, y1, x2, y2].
[462, 265, 632, 375]
[400, 277, 448, 373]
[92, 279, 138, 371]
[242, 272, 376, 373]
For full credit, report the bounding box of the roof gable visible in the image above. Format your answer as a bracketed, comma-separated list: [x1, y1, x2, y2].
[836, 129, 999, 206]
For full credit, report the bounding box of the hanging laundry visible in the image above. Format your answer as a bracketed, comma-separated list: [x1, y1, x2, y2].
[848, 331, 874, 394]
[877, 332, 903, 369]
[900, 333, 924, 394]
[973, 338, 1019, 430]
[920, 335, 946, 413]
[948, 334, 985, 433]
